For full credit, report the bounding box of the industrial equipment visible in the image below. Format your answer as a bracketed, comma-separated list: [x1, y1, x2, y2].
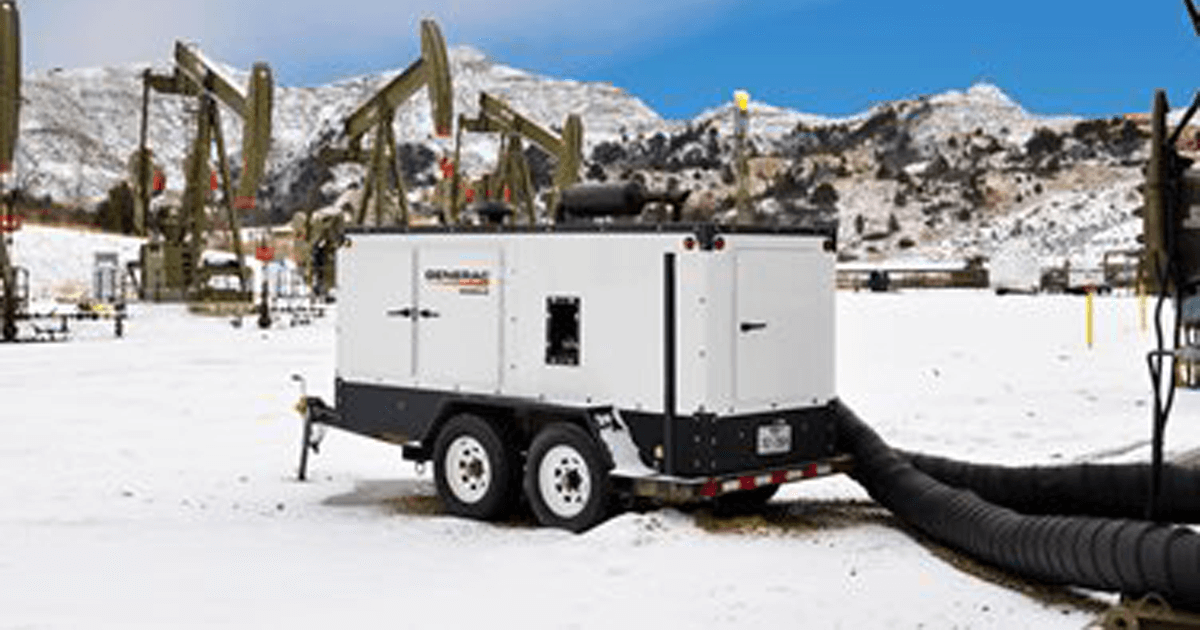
[240, 237, 325, 329]
[0, 1, 126, 342]
[316, 18, 452, 228]
[1102, 248, 1144, 290]
[133, 41, 273, 303]
[1135, 0, 1200, 528]
[290, 205, 342, 302]
[297, 204, 844, 531]
[447, 91, 583, 224]
[294, 18, 451, 300]
[554, 181, 690, 223]
[283, 6, 1200, 621]
[0, 0, 18, 341]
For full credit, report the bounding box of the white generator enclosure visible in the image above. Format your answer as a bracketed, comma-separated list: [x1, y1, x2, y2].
[329, 225, 841, 482]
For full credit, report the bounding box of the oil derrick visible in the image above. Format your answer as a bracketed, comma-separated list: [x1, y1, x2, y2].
[317, 19, 453, 228]
[447, 91, 583, 225]
[136, 42, 273, 303]
[302, 19, 451, 299]
[0, 0, 19, 342]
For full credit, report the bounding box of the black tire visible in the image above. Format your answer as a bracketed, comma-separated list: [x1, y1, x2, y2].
[432, 413, 519, 521]
[712, 484, 780, 516]
[524, 423, 611, 533]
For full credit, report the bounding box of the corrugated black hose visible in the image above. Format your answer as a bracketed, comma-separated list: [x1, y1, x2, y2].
[895, 450, 1200, 523]
[833, 399, 1200, 610]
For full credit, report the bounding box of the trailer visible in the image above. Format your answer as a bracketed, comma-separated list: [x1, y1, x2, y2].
[297, 193, 848, 531]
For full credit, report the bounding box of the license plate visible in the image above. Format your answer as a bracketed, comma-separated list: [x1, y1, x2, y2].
[756, 423, 792, 456]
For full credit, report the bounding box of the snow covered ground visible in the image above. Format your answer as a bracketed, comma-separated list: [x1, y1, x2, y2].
[2, 240, 1198, 627]
[6, 224, 299, 304]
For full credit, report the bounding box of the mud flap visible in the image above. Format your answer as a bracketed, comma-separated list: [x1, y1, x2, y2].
[586, 407, 658, 478]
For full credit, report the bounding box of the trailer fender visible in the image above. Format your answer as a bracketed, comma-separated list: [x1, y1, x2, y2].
[424, 399, 595, 462]
[422, 401, 514, 460]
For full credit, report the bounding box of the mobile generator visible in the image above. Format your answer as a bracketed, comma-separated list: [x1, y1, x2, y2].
[297, 185, 850, 531]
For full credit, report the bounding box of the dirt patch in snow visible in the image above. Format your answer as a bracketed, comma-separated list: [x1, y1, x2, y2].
[695, 497, 1111, 615]
[691, 497, 893, 535]
[338, 483, 1114, 616]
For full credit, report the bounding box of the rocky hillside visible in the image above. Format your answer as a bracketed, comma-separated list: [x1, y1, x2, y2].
[588, 84, 1151, 268]
[10, 48, 1163, 270]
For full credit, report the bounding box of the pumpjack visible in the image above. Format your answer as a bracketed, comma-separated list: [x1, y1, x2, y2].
[0, 0, 18, 341]
[445, 92, 690, 227]
[446, 91, 582, 224]
[132, 42, 273, 303]
[298, 18, 452, 299]
[316, 18, 453, 227]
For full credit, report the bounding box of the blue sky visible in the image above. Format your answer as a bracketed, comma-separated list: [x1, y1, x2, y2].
[22, 0, 1200, 120]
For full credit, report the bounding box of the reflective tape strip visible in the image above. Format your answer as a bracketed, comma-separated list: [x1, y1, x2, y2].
[701, 462, 836, 498]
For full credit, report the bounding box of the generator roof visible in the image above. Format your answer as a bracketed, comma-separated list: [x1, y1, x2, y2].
[343, 222, 835, 238]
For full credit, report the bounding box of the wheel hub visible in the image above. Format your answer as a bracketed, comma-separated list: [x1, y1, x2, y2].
[445, 435, 491, 504]
[539, 444, 591, 519]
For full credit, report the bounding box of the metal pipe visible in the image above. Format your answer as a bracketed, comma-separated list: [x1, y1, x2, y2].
[136, 70, 151, 236]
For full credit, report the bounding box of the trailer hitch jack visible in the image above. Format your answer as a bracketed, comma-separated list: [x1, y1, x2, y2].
[291, 374, 327, 481]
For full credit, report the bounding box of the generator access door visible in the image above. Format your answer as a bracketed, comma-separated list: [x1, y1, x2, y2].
[733, 247, 832, 406]
[414, 247, 502, 390]
[337, 237, 414, 383]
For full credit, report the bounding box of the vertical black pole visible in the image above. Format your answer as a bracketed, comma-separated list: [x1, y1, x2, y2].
[663, 252, 676, 476]
[257, 278, 271, 329]
[1, 196, 15, 342]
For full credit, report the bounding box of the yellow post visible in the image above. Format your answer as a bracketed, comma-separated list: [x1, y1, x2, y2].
[1086, 290, 1094, 348]
[734, 90, 749, 112]
[1138, 281, 1147, 334]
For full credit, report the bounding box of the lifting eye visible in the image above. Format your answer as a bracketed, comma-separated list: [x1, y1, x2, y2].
[713, 236, 726, 251]
[683, 237, 696, 250]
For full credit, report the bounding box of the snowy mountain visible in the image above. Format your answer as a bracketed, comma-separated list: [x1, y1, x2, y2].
[10, 47, 1162, 272]
[14, 46, 663, 206]
[589, 83, 1150, 269]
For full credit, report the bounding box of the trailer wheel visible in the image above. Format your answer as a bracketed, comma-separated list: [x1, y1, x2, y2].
[524, 423, 610, 533]
[433, 413, 518, 521]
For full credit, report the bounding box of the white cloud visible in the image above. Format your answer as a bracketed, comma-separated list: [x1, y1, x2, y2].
[23, 0, 215, 69]
[20, 0, 737, 83]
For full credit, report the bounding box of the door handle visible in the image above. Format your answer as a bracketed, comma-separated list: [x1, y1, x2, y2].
[386, 307, 415, 318]
[740, 321, 767, 333]
[418, 309, 440, 319]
